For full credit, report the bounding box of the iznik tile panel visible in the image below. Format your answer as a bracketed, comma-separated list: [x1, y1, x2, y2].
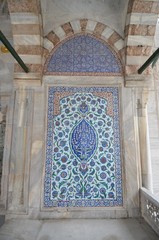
[44, 87, 122, 207]
[46, 35, 121, 74]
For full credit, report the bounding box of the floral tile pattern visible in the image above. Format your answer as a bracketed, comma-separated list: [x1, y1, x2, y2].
[44, 87, 122, 207]
[46, 34, 122, 75]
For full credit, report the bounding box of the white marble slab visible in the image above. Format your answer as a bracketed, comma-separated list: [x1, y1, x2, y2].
[10, 13, 39, 25]
[101, 27, 114, 39]
[127, 36, 154, 46]
[126, 56, 148, 65]
[114, 39, 124, 50]
[16, 55, 42, 64]
[14, 35, 41, 45]
[54, 27, 66, 40]
[86, 20, 97, 32]
[70, 20, 81, 33]
[44, 38, 54, 52]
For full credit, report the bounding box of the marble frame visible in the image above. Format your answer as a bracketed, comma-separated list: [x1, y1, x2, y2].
[40, 76, 128, 218]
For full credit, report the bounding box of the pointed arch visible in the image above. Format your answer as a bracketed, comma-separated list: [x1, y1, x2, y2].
[43, 19, 125, 75]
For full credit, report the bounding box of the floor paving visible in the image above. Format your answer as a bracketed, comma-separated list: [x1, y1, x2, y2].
[0, 218, 158, 240]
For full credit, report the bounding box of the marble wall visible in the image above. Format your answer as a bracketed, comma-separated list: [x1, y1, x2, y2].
[0, 74, 142, 219]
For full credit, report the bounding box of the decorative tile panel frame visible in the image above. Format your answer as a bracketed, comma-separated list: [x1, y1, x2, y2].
[44, 86, 123, 208]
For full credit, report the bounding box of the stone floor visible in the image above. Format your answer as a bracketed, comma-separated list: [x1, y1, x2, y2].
[0, 218, 158, 240]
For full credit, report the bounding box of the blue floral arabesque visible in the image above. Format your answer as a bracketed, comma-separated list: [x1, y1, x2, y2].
[71, 119, 97, 162]
[46, 34, 122, 74]
[44, 87, 123, 207]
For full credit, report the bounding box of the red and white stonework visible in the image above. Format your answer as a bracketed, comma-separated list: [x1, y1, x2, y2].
[125, 0, 159, 83]
[7, 0, 43, 84]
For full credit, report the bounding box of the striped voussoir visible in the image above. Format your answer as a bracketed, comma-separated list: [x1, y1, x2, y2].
[43, 19, 125, 72]
[125, 0, 159, 77]
[7, 0, 43, 82]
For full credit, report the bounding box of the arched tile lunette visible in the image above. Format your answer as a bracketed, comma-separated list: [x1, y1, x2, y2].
[43, 33, 123, 76]
[43, 19, 125, 72]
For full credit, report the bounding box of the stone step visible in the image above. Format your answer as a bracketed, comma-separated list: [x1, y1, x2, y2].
[0, 218, 158, 240]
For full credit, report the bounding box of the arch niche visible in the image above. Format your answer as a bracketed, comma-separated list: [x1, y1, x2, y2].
[43, 33, 124, 210]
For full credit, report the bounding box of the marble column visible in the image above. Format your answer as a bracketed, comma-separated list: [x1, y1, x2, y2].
[137, 89, 153, 192]
[7, 87, 33, 213]
[122, 87, 140, 217]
